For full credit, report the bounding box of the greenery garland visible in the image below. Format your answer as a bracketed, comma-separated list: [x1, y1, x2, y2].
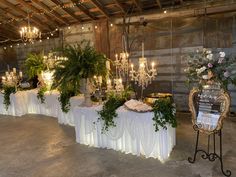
[58, 91, 75, 113]
[3, 86, 16, 110]
[152, 97, 177, 131]
[37, 86, 47, 104]
[97, 89, 132, 132]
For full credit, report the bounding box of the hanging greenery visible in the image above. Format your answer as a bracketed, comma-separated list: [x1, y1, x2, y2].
[152, 97, 177, 131]
[37, 86, 47, 104]
[97, 88, 132, 132]
[53, 40, 108, 112]
[3, 86, 16, 110]
[24, 52, 47, 79]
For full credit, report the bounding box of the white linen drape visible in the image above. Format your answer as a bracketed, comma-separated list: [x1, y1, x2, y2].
[0, 90, 176, 161]
[73, 105, 176, 162]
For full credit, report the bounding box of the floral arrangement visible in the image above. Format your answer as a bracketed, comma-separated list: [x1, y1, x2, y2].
[185, 49, 236, 90]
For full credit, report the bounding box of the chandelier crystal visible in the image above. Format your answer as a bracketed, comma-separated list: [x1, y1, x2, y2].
[20, 14, 41, 43]
[130, 42, 157, 99]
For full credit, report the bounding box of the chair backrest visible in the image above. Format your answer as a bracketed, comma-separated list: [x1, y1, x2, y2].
[189, 86, 230, 134]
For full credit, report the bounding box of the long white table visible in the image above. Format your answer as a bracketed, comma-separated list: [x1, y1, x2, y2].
[73, 105, 176, 162]
[0, 89, 84, 126]
[0, 89, 176, 161]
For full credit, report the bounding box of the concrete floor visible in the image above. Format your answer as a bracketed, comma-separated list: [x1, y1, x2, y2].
[0, 113, 235, 177]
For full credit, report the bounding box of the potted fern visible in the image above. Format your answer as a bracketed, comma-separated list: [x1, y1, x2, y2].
[53, 41, 107, 110]
[79, 42, 107, 106]
[24, 52, 47, 87]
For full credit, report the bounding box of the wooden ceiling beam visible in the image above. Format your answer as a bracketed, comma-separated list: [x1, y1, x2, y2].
[71, 0, 97, 20]
[90, 0, 110, 18]
[0, 28, 19, 39]
[31, 0, 69, 25]
[50, 0, 81, 22]
[0, 7, 30, 30]
[132, 0, 142, 12]
[113, 0, 126, 14]
[1, 1, 52, 30]
[156, 0, 162, 9]
[17, 0, 60, 27]
[0, 0, 52, 31]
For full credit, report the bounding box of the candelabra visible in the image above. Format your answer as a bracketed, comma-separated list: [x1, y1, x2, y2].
[114, 52, 129, 77]
[41, 70, 54, 90]
[129, 42, 157, 99]
[2, 68, 23, 89]
[43, 53, 68, 69]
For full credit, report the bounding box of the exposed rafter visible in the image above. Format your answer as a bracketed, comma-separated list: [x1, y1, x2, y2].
[132, 0, 142, 12]
[31, 0, 69, 25]
[50, 0, 81, 22]
[72, 0, 97, 20]
[90, 0, 110, 18]
[156, 0, 162, 9]
[0, 28, 19, 39]
[113, 0, 126, 14]
[0, 0, 53, 31]
[17, 0, 59, 27]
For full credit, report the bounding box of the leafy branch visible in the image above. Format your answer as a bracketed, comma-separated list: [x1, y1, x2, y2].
[152, 97, 177, 131]
[97, 88, 132, 132]
[3, 86, 16, 110]
[37, 86, 47, 104]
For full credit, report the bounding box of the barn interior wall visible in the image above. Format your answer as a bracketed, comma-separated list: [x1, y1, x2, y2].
[0, 15, 235, 112]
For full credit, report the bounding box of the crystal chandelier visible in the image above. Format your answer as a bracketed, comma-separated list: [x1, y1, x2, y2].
[19, 14, 41, 43]
[130, 42, 157, 98]
[114, 35, 129, 77]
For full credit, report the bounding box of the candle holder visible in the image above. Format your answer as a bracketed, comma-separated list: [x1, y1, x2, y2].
[2, 68, 23, 90]
[129, 42, 157, 99]
[43, 52, 68, 69]
[114, 52, 129, 78]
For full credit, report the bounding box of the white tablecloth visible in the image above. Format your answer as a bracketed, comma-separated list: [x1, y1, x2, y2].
[0, 90, 29, 116]
[0, 89, 84, 126]
[0, 90, 176, 161]
[57, 95, 84, 126]
[73, 105, 176, 162]
[27, 89, 60, 117]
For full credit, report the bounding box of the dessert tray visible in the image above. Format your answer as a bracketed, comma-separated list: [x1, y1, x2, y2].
[124, 99, 153, 113]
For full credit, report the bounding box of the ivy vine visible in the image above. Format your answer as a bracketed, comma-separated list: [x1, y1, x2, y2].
[97, 89, 132, 132]
[3, 86, 16, 110]
[58, 91, 75, 113]
[37, 86, 47, 104]
[152, 97, 177, 131]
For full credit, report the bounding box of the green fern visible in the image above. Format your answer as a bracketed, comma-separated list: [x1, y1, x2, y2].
[24, 53, 47, 79]
[53, 41, 108, 112]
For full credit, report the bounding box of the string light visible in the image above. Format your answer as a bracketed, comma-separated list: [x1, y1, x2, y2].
[0, 21, 107, 48]
[164, 10, 167, 13]
[110, 23, 113, 27]
[0, 2, 84, 26]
